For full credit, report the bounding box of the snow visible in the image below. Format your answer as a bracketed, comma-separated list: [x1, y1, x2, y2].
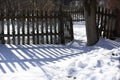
[0, 21, 120, 80]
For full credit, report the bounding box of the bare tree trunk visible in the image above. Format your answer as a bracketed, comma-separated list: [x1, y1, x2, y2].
[84, 0, 99, 46]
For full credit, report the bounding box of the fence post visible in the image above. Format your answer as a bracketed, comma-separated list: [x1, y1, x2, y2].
[69, 16, 74, 41]
[58, 6, 65, 44]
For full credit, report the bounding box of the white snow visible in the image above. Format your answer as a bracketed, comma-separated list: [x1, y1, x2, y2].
[0, 21, 120, 80]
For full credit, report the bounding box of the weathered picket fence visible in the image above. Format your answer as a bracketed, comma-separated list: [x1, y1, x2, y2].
[63, 7, 84, 22]
[96, 7, 116, 39]
[0, 10, 74, 45]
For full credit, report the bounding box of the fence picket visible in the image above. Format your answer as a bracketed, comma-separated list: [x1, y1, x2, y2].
[17, 18, 20, 45]
[41, 11, 44, 44]
[22, 13, 25, 44]
[36, 11, 40, 44]
[50, 13, 53, 44]
[6, 15, 10, 44]
[11, 17, 15, 44]
[54, 13, 57, 44]
[45, 11, 49, 44]
[1, 17, 4, 44]
[26, 10, 29, 44]
[102, 8, 107, 38]
[105, 9, 110, 38]
[31, 10, 35, 44]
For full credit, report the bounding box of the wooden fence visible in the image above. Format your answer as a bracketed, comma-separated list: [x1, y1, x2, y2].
[62, 6, 116, 39]
[63, 7, 85, 22]
[96, 7, 116, 39]
[0, 10, 74, 45]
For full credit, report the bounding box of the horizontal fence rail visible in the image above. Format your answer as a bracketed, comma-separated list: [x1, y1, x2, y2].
[0, 10, 74, 45]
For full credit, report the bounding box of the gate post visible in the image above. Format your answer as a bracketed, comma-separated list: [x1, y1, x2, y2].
[84, 0, 99, 46]
[58, 6, 65, 44]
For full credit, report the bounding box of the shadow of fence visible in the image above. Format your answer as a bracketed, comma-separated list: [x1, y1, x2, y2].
[0, 44, 83, 73]
[1, 39, 120, 73]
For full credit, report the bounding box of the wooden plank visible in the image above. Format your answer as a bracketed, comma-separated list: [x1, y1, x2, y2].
[36, 11, 40, 44]
[50, 13, 53, 44]
[96, 7, 101, 36]
[6, 15, 10, 44]
[99, 7, 104, 37]
[103, 8, 108, 38]
[110, 16, 116, 39]
[69, 17, 74, 41]
[11, 18, 15, 44]
[32, 10, 35, 44]
[41, 11, 44, 44]
[106, 9, 110, 38]
[22, 13, 25, 45]
[54, 13, 57, 44]
[58, 13, 61, 44]
[59, 8, 65, 44]
[45, 11, 49, 44]
[17, 18, 21, 45]
[1, 17, 4, 44]
[107, 10, 113, 38]
[27, 10, 30, 44]
[2, 33, 59, 37]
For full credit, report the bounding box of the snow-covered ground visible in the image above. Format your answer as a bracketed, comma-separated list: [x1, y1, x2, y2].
[0, 22, 120, 80]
